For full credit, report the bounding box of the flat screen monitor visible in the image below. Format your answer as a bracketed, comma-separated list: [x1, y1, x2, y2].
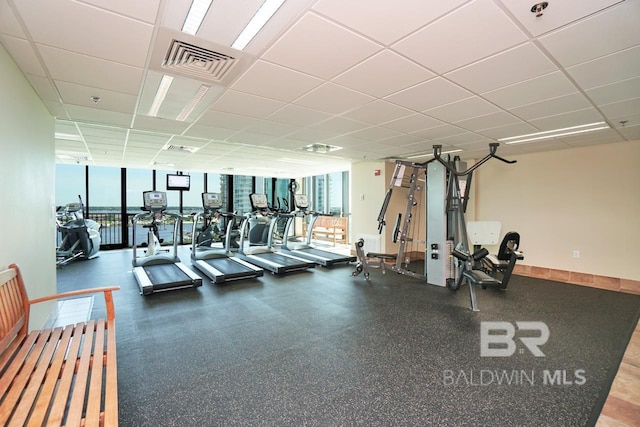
[166, 174, 190, 191]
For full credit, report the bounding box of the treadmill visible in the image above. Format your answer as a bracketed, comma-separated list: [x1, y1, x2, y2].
[132, 191, 202, 295]
[237, 194, 316, 274]
[280, 194, 356, 267]
[191, 192, 263, 284]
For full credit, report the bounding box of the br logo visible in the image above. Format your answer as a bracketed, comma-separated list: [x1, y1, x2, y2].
[480, 321, 550, 357]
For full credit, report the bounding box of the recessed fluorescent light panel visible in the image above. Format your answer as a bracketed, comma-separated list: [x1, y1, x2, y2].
[182, 0, 213, 35]
[278, 157, 320, 166]
[232, 0, 285, 50]
[499, 122, 609, 144]
[176, 85, 210, 121]
[148, 75, 174, 117]
[55, 133, 83, 141]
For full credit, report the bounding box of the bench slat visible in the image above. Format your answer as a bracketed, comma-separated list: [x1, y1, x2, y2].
[1, 330, 51, 426]
[104, 320, 118, 427]
[85, 319, 106, 427]
[29, 324, 75, 426]
[10, 327, 63, 426]
[65, 320, 97, 427]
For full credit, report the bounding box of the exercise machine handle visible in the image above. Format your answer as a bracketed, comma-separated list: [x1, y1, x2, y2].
[432, 143, 516, 177]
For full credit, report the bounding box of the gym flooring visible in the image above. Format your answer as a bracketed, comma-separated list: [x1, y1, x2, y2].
[56, 247, 640, 427]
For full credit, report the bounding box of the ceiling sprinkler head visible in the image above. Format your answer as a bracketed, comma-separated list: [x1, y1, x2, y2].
[90, 96, 101, 103]
[531, 2, 548, 17]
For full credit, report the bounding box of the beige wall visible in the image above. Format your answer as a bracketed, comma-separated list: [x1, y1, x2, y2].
[0, 44, 56, 328]
[350, 161, 387, 252]
[474, 141, 640, 281]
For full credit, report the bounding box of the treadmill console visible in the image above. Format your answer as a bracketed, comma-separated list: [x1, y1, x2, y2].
[294, 194, 309, 210]
[202, 192, 222, 209]
[250, 193, 269, 210]
[143, 191, 167, 211]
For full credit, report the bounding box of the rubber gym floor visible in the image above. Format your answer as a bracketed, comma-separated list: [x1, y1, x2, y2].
[56, 247, 640, 427]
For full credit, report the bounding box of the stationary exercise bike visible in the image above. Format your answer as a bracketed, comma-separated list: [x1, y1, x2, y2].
[56, 195, 101, 267]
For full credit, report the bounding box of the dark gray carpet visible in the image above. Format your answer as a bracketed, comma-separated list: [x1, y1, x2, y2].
[56, 249, 640, 427]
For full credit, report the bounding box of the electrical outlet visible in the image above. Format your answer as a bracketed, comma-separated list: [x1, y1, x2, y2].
[572, 250, 580, 259]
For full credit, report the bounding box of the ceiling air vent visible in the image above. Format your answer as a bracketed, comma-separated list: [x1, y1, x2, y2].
[163, 39, 238, 83]
[163, 144, 199, 153]
[151, 28, 252, 86]
[302, 143, 342, 153]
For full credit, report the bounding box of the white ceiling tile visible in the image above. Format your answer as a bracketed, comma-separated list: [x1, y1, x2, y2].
[80, 0, 161, 24]
[510, 93, 594, 121]
[567, 45, 640, 90]
[342, 100, 413, 125]
[26, 75, 60, 102]
[245, 120, 299, 137]
[266, 105, 332, 127]
[307, 116, 370, 134]
[476, 121, 540, 140]
[263, 12, 382, 79]
[333, 50, 434, 98]
[65, 104, 132, 127]
[227, 131, 277, 146]
[425, 97, 498, 123]
[1, 35, 45, 77]
[619, 125, 640, 140]
[15, 0, 154, 67]
[557, 128, 624, 147]
[380, 134, 427, 147]
[455, 111, 521, 132]
[132, 115, 189, 134]
[529, 108, 606, 131]
[411, 124, 467, 140]
[501, 0, 625, 37]
[313, 0, 467, 45]
[586, 77, 640, 106]
[539, 1, 640, 67]
[385, 77, 472, 112]
[56, 81, 137, 114]
[393, 0, 528, 74]
[0, 1, 25, 38]
[294, 82, 374, 114]
[482, 71, 578, 109]
[346, 126, 402, 143]
[231, 60, 323, 103]
[210, 90, 286, 119]
[446, 43, 558, 94]
[599, 98, 640, 121]
[195, 110, 259, 131]
[38, 45, 143, 95]
[381, 114, 443, 133]
[183, 125, 236, 141]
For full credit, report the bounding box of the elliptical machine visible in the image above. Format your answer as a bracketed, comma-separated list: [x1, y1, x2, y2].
[56, 195, 100, 267]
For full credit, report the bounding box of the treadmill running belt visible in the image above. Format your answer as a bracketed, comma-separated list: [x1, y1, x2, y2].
[144, 264, 192, 286]
[205, 257, 252, 275]
[300, 247, 354, 260]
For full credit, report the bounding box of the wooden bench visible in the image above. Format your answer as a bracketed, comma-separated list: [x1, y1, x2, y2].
[311, 216, 348, 246]
[0, 263, 119, 426]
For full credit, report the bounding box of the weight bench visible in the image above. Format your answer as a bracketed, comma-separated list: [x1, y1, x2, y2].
[450, 248, 501, 311]
[352, 239, 397, 282]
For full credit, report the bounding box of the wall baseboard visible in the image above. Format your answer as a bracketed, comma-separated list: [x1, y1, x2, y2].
[513, 265, 640, 295]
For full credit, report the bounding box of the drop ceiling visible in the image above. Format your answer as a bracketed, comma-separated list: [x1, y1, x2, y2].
[1, 0, 638, 177]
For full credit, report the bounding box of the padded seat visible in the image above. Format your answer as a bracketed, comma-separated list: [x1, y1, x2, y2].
[462, 270, 501, 287]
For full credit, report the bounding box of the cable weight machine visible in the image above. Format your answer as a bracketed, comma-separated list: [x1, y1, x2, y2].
[353, 143, 517, 309]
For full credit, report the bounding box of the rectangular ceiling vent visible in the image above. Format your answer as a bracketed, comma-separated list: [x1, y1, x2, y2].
[151, 28, 252, 86]
[164, 144, 199, 153]
[163, 39, 238, 83]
